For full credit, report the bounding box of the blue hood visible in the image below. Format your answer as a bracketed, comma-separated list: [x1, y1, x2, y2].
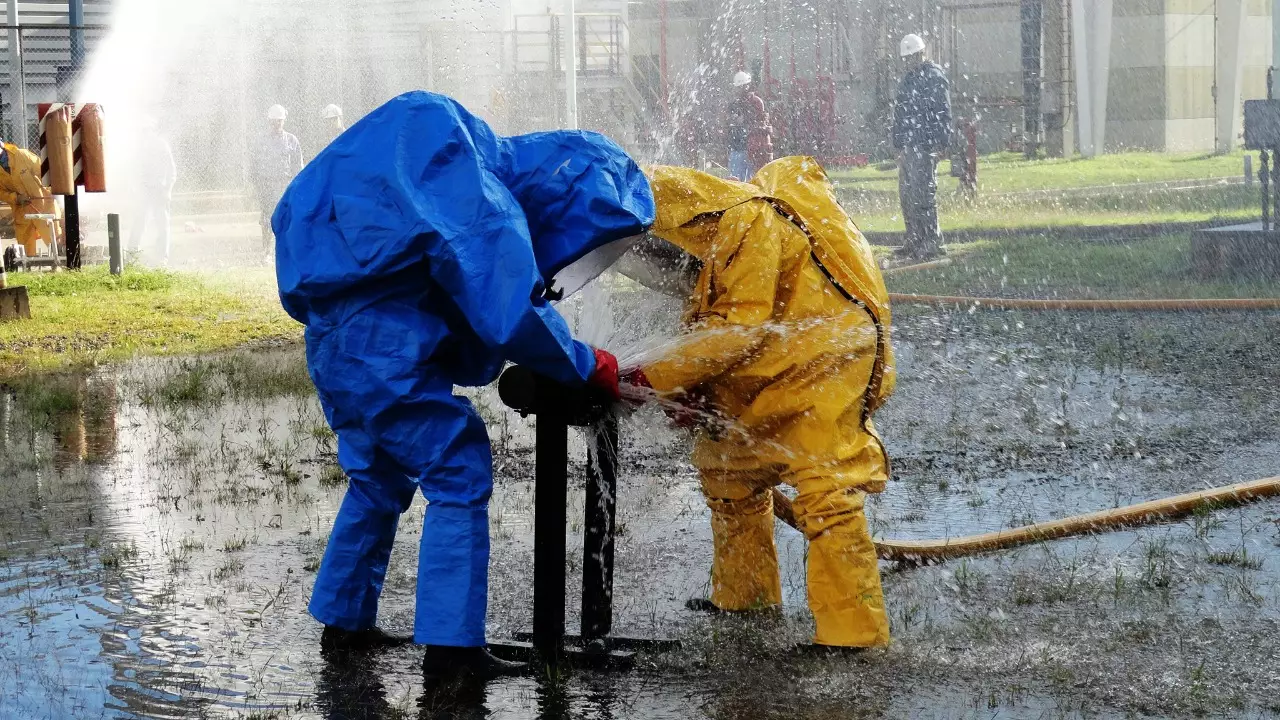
[501, 131, 654, 287]
[273, 91, 654, 322]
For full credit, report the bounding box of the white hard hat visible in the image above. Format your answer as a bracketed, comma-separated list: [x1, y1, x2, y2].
[733, 71, 752, 87]
[267, 104, 288, 121]
[900, 33, 926, 58]
[320, 104, 343, 120]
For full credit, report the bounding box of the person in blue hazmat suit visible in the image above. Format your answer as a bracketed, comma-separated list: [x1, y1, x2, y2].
[273, 91, 655, 679]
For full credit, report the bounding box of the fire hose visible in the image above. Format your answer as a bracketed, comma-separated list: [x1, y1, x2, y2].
[886, 294, 1280, 312]
[769, 476, 1280, 562]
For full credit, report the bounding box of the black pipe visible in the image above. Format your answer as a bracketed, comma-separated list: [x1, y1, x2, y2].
[581, 416, 618, 640]
[532, 392, 568, 664]
[1263, 151, 1271, 231]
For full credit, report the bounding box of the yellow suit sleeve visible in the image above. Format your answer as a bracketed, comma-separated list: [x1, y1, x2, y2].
[644, 202, 783, 393]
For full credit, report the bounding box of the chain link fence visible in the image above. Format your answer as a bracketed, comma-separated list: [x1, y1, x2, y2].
[0, 24, 105, 148]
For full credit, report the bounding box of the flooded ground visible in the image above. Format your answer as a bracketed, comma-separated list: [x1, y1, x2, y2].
[1, 303, 1278, 719]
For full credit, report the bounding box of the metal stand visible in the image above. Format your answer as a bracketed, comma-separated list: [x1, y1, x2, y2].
[582, 417, 617, 641]
[532, 391, 569, 664]
[493, 366, 678, 670]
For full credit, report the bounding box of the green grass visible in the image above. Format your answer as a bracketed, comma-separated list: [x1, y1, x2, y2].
[833, 151, 1257, 234]
[831, 150, 1248, 194]
[887, 234, 1280, 300]
[137, 353, 315, 409]
[0, 265, 300, 375]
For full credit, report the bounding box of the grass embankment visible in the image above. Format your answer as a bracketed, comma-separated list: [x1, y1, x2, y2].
[833, 151, 1256, 233]
[0, 266, 300, 375]
[888, 234, 1280, 300]
[831, 150, 1248, 193]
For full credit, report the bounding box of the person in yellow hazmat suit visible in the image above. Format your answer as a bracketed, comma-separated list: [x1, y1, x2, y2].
[624, 156, 897, 648]
[0, 141, 61, 258]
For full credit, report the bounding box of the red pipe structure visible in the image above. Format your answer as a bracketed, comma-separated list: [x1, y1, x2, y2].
[659, 0, 669, 117]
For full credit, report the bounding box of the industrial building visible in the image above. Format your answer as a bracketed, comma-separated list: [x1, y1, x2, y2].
[1, 0, 1273, 189]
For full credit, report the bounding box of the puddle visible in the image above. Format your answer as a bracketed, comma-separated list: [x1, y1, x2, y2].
[1, 308, 1278, 718]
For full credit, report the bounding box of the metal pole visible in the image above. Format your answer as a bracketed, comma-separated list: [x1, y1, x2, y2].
[69, 0, 84, 64]
[533, 405, 568, 663]
[564, 0, 578, 129]
[1262, 150, 1270, 231]
[1273, 0, 1280, 81]
[65, 189, 81, 269]
[659, 0, 669, 117]
[6, 0, 25, 143]
[107, 213, 121, 275]
[581, 417, 618, 641]
[1264, 144, 1274, 234]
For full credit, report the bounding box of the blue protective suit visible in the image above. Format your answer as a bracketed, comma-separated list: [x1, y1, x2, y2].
[273, 91, 654, 646]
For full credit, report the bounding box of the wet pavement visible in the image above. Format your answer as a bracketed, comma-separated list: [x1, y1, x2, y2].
[1, 302, 1278, 719]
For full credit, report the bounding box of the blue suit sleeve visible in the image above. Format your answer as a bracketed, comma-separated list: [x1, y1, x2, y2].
[420, 164, 597, 385]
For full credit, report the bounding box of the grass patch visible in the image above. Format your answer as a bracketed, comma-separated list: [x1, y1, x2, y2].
[887, 234, 1280, 300]
[0, 265, 300, 375]
[1206, 548, 1264, 570]
[318, 464, 348, 489]
[848, 183, 1255, 234]
[831, 151, 1256, 234]
[138, 352, 315, 409]
[831, 150, 1247, 195]
[100, 540, 139, 569]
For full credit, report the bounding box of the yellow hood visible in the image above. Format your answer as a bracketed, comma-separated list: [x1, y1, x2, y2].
[646, 157, 896, 408]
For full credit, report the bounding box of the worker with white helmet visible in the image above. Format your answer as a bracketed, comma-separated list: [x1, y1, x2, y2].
[320, 104, 345, 144]
[726, 71, 772, 181]
[127, 116, 177, 265]
[252, 104, 304, 253]
[892, 33, 951, 260]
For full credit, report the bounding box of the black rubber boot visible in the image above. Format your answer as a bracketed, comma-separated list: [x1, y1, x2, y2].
[421, 645, 527, 681]
[320, 625, 413, 653]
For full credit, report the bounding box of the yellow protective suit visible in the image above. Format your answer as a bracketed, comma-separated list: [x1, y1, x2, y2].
[0, 142, 60, 257]
[642, 157, 897, 647]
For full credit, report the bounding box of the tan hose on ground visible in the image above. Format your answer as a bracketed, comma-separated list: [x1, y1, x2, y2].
[770, 475, 1280, 562]
[887, 293, 1280, 311]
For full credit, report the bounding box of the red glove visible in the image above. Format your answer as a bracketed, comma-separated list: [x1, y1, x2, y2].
[587, 348, 621, 401]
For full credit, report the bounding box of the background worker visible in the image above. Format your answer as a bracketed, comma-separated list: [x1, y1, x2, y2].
[0, 141, 61, 259]
[128, 117, 177, 265]
[726, 71, 771, 181]
[319, 104, 345, 146]
[625, 157, 897, 649]
[252, 104, 303, 252]
[892, 33, 952, 261]
[274, 91, 654, 680]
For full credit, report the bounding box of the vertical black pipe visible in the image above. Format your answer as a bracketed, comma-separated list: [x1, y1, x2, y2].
[1262, 151, 1270, 231]
[581, 416, 618, 640]
[533, 412, 568, 663]
[65, 189, 81, 269]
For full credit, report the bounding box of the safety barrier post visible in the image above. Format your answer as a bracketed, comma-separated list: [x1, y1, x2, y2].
[107, 213, 121, 275]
